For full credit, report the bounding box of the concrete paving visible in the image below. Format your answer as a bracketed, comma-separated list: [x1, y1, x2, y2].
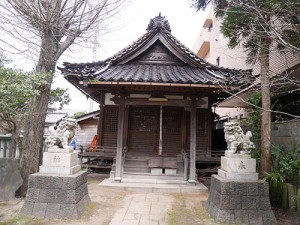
[101, 178, 209, 225]
[109, 193, 174, 225]
[99, 178, 208, 194]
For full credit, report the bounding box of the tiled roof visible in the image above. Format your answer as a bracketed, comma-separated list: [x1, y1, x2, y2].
[59, 14, 254, 89]
[45, 113, 67, 124]
[92, 64, 250, 86]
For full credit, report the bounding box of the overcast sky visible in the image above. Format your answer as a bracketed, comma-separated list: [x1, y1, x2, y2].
[46, 0, 209, 112]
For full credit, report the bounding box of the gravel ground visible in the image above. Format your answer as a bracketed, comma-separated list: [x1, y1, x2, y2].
[0, 173, 299, 225]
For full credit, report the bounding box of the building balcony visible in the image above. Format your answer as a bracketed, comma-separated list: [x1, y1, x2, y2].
[196, 30, 211, 59]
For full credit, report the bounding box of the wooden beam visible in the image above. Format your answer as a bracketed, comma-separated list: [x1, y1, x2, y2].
[114, 95, 125, 182]
[79, 80, 224, 89]
[111, 97, 207, 108]
[189, 96, 197, 184]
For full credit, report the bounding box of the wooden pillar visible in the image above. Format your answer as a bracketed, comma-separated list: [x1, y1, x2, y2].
[114, 95, 125, 182]
[181, 108, 187, 151]
[97, 92, 105, 146]
[189, 97, 197, 184]
[158, 105, 163, 155]
[123, 106, 129, 149]
[181, 108, 188, 181]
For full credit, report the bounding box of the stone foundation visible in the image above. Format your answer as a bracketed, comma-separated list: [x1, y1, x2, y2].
[206, 175, 277, 225]
[20, 171, 90, 219]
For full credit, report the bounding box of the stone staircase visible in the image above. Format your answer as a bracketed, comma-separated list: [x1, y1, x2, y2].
[110, 153, 185, 182]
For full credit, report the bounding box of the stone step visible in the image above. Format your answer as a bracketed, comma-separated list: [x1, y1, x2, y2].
[99, 178, 208, 194]
[121, 178, 187, 184]
[123, 167, 151, 173]
[121, 172, 184, 180]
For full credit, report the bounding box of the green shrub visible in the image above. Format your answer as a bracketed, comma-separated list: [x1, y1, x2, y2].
[264, 171, 285, 206]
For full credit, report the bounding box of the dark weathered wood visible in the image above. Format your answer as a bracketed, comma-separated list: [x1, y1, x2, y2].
[102, 106, 118, 147]
[181, 108, 187, 151]
[206, 111, 212, 157]
[97, 92, 105, 146]
[158, 106, 163, 155]
[128, 106, 159, 155]
[162, 107, 182, 156]
[115, 95, 125, 181]
[112, 97, 206, 107]
[123, 106, 129, 148]
[189, 97, 197, 183]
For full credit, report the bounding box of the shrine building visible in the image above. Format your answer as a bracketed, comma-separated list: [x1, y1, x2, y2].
[59, 15, 252, 184]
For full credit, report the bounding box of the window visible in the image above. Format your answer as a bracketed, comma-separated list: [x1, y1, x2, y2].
[208, 23, 213, 32]
[216, 57, 220, 66]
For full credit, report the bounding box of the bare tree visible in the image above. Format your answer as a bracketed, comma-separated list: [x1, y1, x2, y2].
[0, 0, 126, 196]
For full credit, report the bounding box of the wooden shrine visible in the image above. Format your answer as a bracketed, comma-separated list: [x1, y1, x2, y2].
[59, 14, 252, 183]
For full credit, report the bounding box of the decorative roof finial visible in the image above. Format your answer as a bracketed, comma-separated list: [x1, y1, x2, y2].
[147, 13, 171, 32]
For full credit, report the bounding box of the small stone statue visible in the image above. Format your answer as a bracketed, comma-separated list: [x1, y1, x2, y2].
[224, 122, 255, 154]
[45, 118, 77, 149]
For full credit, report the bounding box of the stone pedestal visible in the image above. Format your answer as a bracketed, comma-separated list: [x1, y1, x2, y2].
[218, 154, 258, 181]
[21, 148, 90, 219]
[206, 154, 277, 225]
[206, 175, 277, 225]
[21, 171, 90, 219]
[39, 148, 81, 175]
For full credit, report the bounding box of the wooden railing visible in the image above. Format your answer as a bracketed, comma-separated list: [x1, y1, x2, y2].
[78, 145, 117, 171]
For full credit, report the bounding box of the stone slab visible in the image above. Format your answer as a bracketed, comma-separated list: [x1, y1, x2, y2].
[218, 169, 259, 181]
[221, 156, 256, 173]
[42, 152, 78, 167]
[224, 153, 251, 158]
[48, 148, 74, 153]
[39, 165, 81, 175]
[151, 168, 162, 175]
[165, 168, 176, 175]
[0, 158, 23, 201]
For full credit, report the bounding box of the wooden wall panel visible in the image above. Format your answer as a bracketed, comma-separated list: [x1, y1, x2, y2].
[77, 118, 98, 146]
[186, 109, 212, 159]
[102, 105, 118, 147]
[162, 107, 182, 156]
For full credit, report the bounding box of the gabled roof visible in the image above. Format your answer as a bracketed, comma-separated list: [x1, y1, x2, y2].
[76, 110, 100, 122]
[45, 112, 68, 125]
[59, 14, 254, 102]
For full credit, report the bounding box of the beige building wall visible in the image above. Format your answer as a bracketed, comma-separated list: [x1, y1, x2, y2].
[193, 5, 300, 119]
[192, 7, 253, 71]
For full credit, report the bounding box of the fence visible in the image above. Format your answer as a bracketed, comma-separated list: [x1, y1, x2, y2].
[0, 135, 18, 158]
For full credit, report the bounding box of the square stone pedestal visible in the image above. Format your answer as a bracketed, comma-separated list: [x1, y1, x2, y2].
[218, 154, 258, 181]
[206, 175, 277, 225]
[20, 171, 90, 219]
[39, 149, 81, 175]
[21, 148, 90, 219]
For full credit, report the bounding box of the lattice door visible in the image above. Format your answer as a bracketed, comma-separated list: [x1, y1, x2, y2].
[162, 107, 182, 156]
[128, 106, 159, 154]
[101, 105, 118, 147]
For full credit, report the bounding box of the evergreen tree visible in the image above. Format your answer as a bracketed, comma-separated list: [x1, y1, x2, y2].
[191, 0, 300, 175]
